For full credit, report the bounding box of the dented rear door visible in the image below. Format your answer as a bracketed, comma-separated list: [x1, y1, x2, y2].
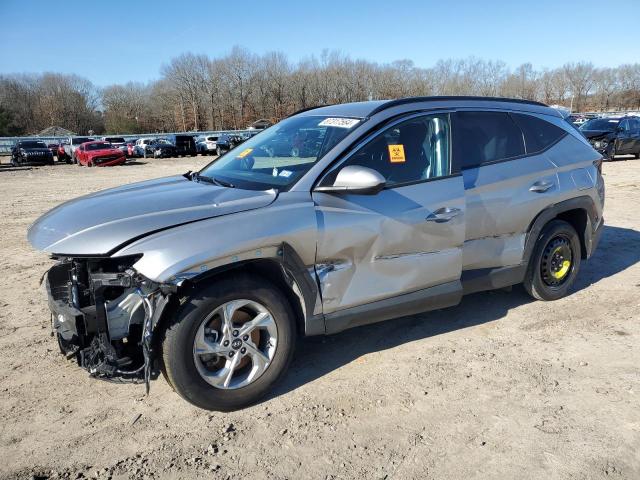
[312, 176, 465, 314]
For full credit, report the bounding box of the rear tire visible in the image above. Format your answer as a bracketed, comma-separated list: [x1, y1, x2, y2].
[160, 274, 296, 411]
[524, 220, 581, 301]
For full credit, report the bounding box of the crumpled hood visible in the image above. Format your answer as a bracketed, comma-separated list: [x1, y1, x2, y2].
[27, 175, 277, 255]
[581, 129, 612, 141]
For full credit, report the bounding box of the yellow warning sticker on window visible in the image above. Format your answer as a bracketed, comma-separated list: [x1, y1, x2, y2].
[388, 144, 405, 163]
[237, 148, 253, 158]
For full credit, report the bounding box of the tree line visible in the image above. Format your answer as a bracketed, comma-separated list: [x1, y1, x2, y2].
[1, 46, 639, 136]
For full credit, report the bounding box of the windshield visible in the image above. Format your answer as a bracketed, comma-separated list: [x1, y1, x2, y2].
[105, 137, 125, 143]
[580, 118, 619, 131]
[154, 139, 172, 145]
[72, 137, 93, 145]
[200, 115, 361, 190]
[86, 142, 112, 150]
[20, 141, 47, 148]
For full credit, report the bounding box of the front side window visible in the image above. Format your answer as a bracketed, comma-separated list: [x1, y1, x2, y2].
[200, 115, 361, 190]
[335, 114, 451, 187]
[618, 119, 630, 132]
[453, 111, 525, 169]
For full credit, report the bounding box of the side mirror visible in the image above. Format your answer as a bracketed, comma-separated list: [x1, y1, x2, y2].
[315, 165, 386, 195]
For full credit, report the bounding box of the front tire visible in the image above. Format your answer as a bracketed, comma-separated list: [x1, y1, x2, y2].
[606, 143, 616, 160]
[524, 220, 581, 301]
[161, 274, 296, 411]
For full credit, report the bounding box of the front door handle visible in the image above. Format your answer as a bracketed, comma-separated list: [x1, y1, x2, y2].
[425, 207, 462, 223]
[530, 180, 553, 193]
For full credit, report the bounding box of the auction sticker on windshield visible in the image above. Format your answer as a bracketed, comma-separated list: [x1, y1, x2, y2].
[318, 117, 360, 128]
[237, 148, 253, 158]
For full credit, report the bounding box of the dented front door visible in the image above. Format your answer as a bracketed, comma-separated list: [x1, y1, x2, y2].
[312, 177, 465, 314]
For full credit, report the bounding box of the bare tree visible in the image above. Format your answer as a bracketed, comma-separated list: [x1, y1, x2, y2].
[563, 62, 595, 111]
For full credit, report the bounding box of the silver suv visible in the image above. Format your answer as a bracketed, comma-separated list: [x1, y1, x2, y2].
[28, 97, 605, 411]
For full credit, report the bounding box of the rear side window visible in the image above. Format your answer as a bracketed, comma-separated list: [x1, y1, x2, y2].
[453, 111, 525, 170]
[511, 113, 567, 154]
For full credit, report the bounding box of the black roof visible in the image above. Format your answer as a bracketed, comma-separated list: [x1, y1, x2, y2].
[297, 96, 553, 119]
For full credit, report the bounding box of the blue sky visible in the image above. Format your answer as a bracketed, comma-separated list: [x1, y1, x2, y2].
[1, 0, 638, 86]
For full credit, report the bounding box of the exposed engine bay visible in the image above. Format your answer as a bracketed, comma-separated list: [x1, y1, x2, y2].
[45, 256, 174, 390]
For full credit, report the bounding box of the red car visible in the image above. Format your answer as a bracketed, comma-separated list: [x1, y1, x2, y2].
[75, 141, 126, 167]
[126, 140, 138, 157]
[57, 142, 70, 162]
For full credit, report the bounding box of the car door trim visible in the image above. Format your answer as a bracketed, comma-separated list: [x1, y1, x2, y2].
[323, 279, 462, 334]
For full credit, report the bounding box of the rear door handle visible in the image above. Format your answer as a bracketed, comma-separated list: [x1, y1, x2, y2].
[426, 207, 462, 223]
[530, 180, 553, 193]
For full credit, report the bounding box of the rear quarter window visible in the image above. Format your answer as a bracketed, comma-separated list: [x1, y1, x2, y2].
[453, 111, 525, 170]
[511, 113, 567, 154]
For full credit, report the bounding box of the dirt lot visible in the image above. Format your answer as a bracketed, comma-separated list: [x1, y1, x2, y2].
[0, 156, 638, 480]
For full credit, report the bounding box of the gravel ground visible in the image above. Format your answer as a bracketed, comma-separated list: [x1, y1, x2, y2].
[0, 156, 638, 480]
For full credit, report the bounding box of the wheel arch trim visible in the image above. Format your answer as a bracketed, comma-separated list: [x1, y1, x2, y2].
[523, 195, 601, 265]
[170, 243, 323, 336]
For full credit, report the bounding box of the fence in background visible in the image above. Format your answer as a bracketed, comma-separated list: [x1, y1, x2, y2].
[0, 130, 256, 155]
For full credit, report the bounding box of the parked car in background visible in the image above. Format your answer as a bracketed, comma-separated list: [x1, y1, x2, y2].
[215, 133, 245, 156]
[148, 138, 176, 158]
[64, 137, 94, 163]
[56, 142, 70, 162]
[196, 135, 219, 155]
[11, 140, 55, 166]
[47, 143, 59, 158]
[102, 136, 128, 155]
[580, 116, 640, 159]
[75, 141, 126, 167]
[165, 134, 197, 156]
[133, 138, 156, 157]
[125, 139, 138, 157]
[28, 97, 604, 411]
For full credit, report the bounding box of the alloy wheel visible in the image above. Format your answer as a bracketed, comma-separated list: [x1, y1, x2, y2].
[192, 299, 278, 390]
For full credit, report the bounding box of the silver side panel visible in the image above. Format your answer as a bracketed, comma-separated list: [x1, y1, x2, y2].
[113, 192, 321, 312]
[312, 176, 465, 314]
[461, 134, 602, 270]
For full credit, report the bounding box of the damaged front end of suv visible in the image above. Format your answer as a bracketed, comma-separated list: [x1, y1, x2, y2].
[46, 255, 174, 389]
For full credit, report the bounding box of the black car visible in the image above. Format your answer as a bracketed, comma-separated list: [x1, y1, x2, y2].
[580, 116, 640, 160]
[11, 140, 55, 166]
[146, 139, 176, 158]
[215, 133, 245, 156]
[164, 134, 197, 157]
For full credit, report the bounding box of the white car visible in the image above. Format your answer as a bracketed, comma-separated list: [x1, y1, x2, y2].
[196, 135, 219, 155]
[134, 138, 156, 157]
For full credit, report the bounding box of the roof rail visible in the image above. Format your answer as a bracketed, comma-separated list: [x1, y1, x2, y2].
[286, 104, 328, 118]
[369, 96, 548, 116]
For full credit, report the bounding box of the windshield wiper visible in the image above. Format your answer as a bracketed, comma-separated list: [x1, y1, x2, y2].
[189, 171, 235, 188]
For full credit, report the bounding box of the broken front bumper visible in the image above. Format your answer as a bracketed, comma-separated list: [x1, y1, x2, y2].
[44, 260, 172, 388]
